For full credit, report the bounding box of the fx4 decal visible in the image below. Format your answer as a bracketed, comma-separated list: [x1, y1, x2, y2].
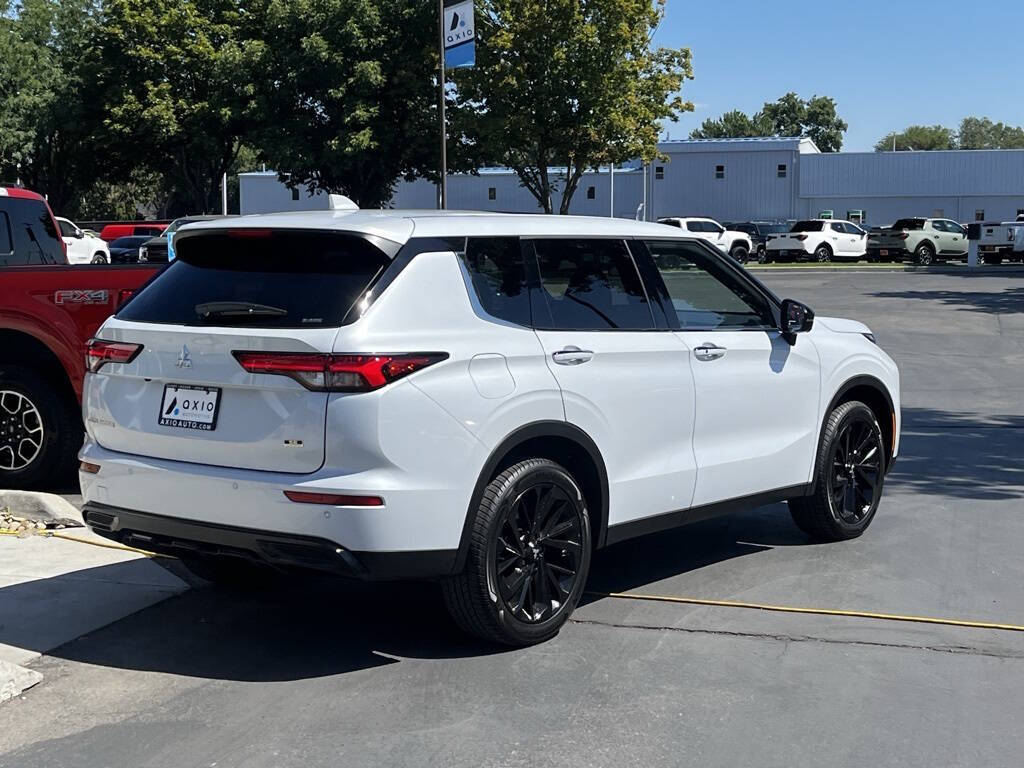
[55, 289, 109, 305]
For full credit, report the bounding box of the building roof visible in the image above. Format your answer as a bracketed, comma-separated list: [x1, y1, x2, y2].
[658, 136, 821, 154]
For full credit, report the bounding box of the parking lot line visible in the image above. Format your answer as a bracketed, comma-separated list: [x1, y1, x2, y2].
[587, 591, 1024, 633]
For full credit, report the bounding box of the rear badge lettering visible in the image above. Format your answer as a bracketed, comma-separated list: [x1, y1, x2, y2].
[55, 289, 109, 305]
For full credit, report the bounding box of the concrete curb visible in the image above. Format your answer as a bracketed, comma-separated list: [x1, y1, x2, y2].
[0, 491, 84, 527]
[0, 659, 43, 704]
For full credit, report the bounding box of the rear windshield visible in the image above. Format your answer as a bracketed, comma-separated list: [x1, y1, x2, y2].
[891, 219, 925, 230]
[761, 224, 790, 234]
[791, 221, 824, 232]
[116, 231, 391, 328]
[110, 236, 147, 248]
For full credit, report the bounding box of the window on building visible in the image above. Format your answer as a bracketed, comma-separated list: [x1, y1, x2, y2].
[291, 187, 300, 201]
[975, 209, 985, 222]
[932, 209, 945, 218]
[715, 165, 725, 180]
[777, 164, 787, 178]
[488, 187, 496, 201]
[529, 239, 654, 330]
[654, 166, 665, 180]
[1016, 208, 1024, 218]
[587, 186, 596, 200]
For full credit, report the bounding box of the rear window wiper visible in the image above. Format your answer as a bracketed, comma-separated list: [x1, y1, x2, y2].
[195, 301, 289, 319]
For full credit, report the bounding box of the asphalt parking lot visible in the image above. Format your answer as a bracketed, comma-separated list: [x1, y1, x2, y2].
[2, 269, 1023, 768]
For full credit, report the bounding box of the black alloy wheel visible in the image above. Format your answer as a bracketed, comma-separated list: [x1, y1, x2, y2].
[815, 245, 832, 263]
[827, 414, 884, 526]
[493, 482, 583, 625]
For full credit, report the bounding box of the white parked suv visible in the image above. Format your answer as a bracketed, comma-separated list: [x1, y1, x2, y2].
[765, 219, 868, 262]
[657, 217, 753, 262]
[56, 216, 110, 264]
[79, 210, 900, 646]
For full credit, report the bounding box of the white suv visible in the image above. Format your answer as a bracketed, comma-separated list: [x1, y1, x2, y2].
[766, 219, 868, 262]
[56, 216, 110, 264]
[657, 217, 753, 262]
[79, 210, 900, 646]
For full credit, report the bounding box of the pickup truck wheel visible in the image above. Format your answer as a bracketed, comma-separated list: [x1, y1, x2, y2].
[0, 366, 81, 489]
[442, 459, 591, 646]
[91, 253, 107, 264]
[814, 245, 832, 263]
[757, 246, 767, 263]
[730, 244, 749, 263]
[914, 243, 934, 265]
[789, 401, 885, 542]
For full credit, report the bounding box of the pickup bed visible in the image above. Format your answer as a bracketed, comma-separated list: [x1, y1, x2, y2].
[977, 222, 1024, 264]
[1, 264, 160, 487]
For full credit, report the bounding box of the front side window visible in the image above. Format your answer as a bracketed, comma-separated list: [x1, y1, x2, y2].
[58, 219, 77, 237]
[529, 239, 654, 330]
[463, 237, 530, 326]
[831, 222, 845, 233]
[645, 240, 775, 331]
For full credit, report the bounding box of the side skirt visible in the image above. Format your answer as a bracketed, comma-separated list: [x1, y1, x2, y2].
[603, 483, 810, 547]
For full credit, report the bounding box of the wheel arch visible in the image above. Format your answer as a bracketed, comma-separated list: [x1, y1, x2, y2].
[817, 375, 897, 484]
[454, 421, 609, 572]
[0, 329, 76, 406]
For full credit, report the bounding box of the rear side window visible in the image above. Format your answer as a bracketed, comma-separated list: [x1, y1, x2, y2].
[529, 239, 654, 330]
[0, 198, 64, 266]
[892, 219, 925, 231]
[462, 237, 531, 326]
[791, 221, 824, 233]
[117, 231, 390, 328]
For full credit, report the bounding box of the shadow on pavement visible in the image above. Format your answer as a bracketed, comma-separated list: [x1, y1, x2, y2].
[892, 408, 1024, 501]
[869, 285, 1024, 314]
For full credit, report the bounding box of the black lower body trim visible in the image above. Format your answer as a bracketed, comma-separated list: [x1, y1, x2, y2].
[604, 484, 810, 547]
[82, 502, 457, 581]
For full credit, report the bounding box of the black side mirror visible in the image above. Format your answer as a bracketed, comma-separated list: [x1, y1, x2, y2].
[781, 298, 814, 337]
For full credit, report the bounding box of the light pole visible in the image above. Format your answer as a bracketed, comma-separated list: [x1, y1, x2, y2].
[437, 0, 448, 209]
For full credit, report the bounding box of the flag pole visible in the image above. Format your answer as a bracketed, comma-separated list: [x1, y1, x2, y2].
[437, 0, 448, 209]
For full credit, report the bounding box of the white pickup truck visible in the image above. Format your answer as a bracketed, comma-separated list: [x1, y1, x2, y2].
[977, 219, 1024, 264]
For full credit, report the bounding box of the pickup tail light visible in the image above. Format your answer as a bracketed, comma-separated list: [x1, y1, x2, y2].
[232, 351, 448, 392]
[86, 339, 144, 372]
[794, 234, 808, 241]
[896, 232, 910, 240]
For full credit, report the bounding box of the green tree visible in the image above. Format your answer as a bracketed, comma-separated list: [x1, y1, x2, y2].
[0, 0, 106, 214]
[690, 93, 847, 152]
[453, 0, 693, 214]
[96, 0, 253, 214]
[875, 125, 956, 152]
[245, 0, 439, 208]
[957, 117, 1024, 150]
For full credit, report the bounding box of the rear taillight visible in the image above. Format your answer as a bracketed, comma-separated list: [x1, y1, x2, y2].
[86, 338, 143, 372]
[896, 232, 910, 240]
[232, 351, 447, 392]
[794, 234, 808, 241]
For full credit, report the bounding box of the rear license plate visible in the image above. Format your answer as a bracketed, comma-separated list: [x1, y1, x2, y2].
[159, 384, 221, 431]
[880, 249, 889, 256]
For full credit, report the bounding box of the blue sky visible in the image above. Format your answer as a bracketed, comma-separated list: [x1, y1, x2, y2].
[654, 0, 1024, 151]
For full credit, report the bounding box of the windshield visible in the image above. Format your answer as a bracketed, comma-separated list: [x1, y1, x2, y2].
[791, 221, 824, 232]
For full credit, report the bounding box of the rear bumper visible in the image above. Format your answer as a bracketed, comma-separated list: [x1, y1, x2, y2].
[84, 502, 458, 580]
[766, 248, 813, 259]
[867, 247, 910, 258]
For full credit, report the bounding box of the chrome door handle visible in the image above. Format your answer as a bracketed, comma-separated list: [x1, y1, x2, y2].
[693, 343, 727, 361]
[552, 346, 594, 366]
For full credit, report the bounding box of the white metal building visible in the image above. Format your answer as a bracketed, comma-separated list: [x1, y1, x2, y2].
[239, 138, 1024, 226]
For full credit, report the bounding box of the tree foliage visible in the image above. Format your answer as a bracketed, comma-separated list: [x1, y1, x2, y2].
[96, 0, 254, 213]
[876, 118, 1024, 152]
[453, 0, 693, 214]
[245, 0, 439, 208]
[690, 93, 848, 152]
[874, 125, 956, 152]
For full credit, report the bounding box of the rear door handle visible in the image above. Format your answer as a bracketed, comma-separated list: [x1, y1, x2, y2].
[552, 346, 594, 366]
[693, 343, 727, 361]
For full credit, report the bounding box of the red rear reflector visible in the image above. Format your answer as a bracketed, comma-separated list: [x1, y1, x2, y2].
[233, 351, 447, 392]
[283, 491, 384, 506]
[80, 461, 101, 474]
[86, 338, 143, 372]
[227, 228, 273, 238]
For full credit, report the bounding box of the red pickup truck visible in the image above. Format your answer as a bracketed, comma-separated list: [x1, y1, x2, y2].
[1, 186, 159, 488]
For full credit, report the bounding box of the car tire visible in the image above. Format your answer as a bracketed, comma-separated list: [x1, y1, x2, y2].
[914, 243, 934, 265]
[730, 245, 749, 263]
[0, 365, 82, 489]
[442, 458, 592, 646]
[91, 253, 108, 264]
[757, 246, 767, 263]
[789, 401, 886, 542]
[814, 244, 832, 263]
